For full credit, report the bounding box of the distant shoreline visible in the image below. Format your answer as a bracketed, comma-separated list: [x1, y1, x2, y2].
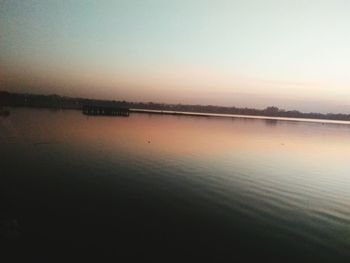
[4, 105, 350, 126]
[2, 91, 350, 124]
[130, 109, 350, 125]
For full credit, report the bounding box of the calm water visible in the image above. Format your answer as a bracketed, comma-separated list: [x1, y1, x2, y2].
[1, 108, 350, 262]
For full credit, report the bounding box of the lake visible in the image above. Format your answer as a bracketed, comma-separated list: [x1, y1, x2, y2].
[1, 108, 350, 262]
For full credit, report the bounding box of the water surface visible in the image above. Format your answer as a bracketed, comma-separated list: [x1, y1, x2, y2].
[1, 108, 349, 262]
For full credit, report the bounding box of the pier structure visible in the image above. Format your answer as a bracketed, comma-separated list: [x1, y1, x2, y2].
[82, 105, 129, 116]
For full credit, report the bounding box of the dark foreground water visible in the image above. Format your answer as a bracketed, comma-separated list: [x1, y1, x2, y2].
[1, 108, 350, 262]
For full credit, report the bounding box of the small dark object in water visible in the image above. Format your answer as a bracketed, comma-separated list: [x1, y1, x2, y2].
[0, 219, 20, 239]
[0, 109, 10, 117]
[33, 141, 55, 146]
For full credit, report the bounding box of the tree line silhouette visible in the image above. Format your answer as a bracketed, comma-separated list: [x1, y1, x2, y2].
[1, 91, 350, 121]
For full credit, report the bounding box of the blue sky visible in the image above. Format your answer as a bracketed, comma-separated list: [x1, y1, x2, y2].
[1, 0, 350, 113]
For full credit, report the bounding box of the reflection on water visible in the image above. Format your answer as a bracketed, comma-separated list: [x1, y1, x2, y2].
[0, 108, 350, 262]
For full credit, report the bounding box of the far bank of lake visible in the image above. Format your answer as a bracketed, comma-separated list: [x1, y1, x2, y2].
[131, 108, 350, 126]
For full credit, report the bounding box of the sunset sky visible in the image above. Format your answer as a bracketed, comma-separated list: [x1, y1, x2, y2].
[1, 0, 350, 113]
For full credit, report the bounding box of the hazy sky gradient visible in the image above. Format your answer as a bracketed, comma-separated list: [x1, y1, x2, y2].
[1, 0, 350, 113]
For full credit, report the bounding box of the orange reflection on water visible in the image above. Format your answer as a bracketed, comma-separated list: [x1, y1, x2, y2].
[2, 108, 350, 163]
